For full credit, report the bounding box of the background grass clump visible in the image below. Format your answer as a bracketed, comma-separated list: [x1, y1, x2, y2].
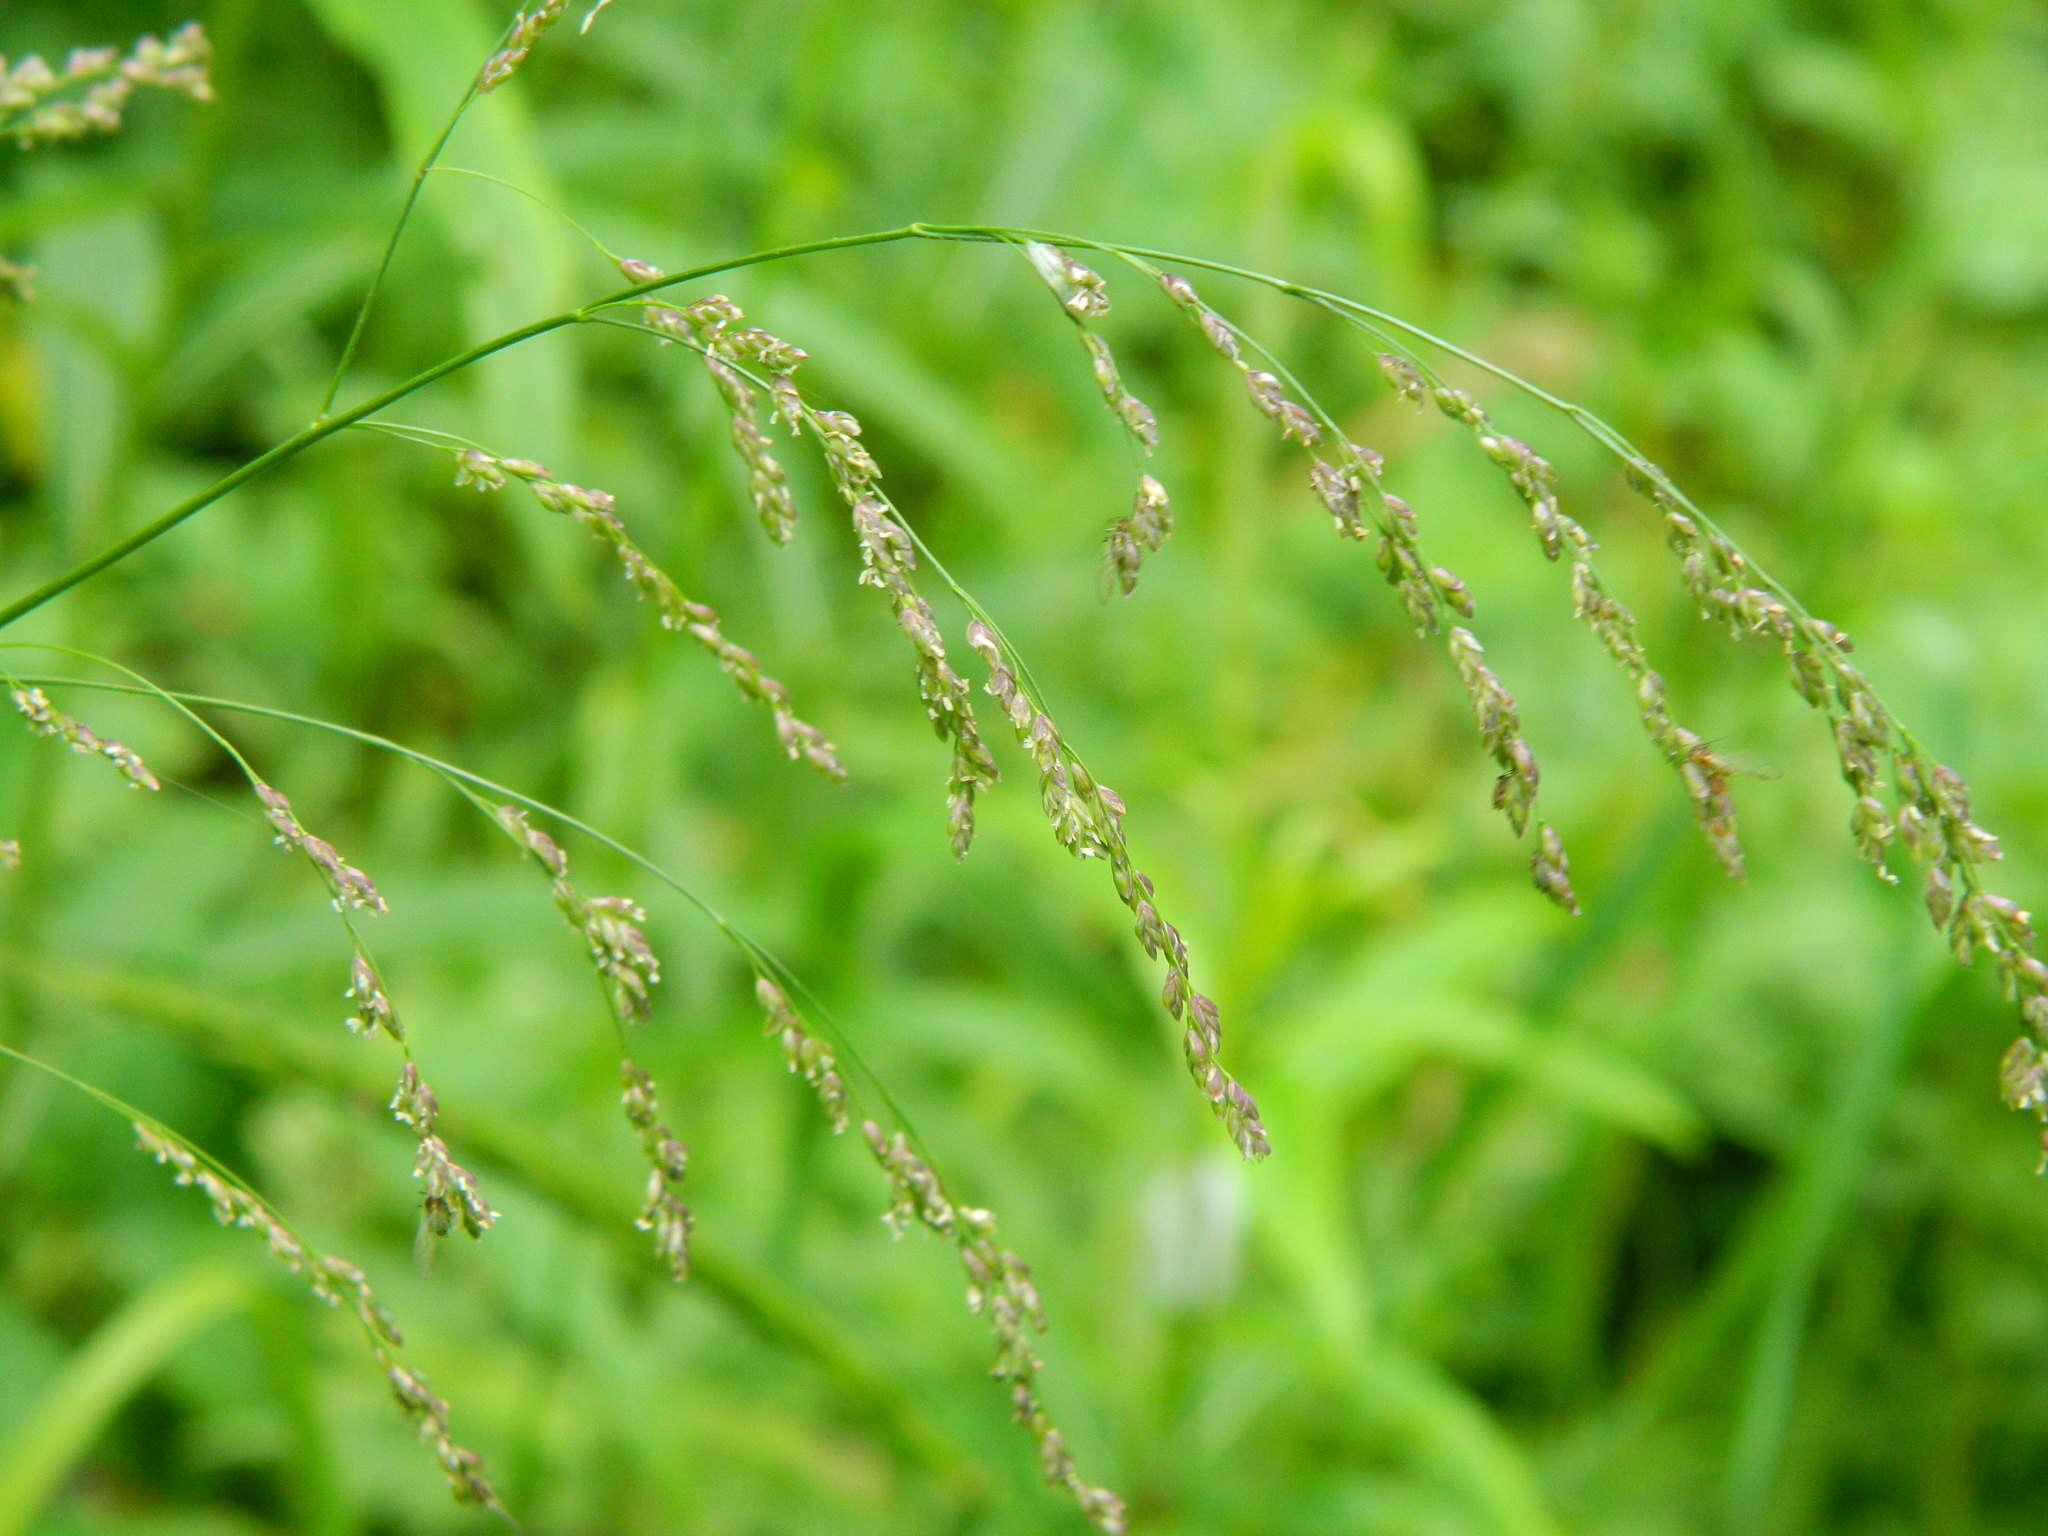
[3, 1, 2048, 1532]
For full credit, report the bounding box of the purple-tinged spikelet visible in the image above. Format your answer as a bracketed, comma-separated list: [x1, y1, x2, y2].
[391, 1064, 496, 1241]
[1102, 475, 1174, 597]
[1026, 243, 1159, 456]
[621, 1059, 693, 1281]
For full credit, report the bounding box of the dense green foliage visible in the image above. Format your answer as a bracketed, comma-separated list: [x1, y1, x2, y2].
[4, 1, 2047, 1531]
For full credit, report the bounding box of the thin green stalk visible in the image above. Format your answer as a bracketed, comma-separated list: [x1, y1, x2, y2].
[0, 1263, 254, 1536]
[315, 57, 490, 417]
[0, 227, 924, 633]
[429, 165, 625, 265]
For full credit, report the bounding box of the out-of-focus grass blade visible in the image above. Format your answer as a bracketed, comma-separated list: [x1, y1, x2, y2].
[0, 1263, 253, 1536]
[1721, 933, 1934, 1525]
[151, 230, 385, 412]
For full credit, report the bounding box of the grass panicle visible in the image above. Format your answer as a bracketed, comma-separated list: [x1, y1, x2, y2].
[9, 40, 2048, 1519]
[16, 665, 1132, 1527]
[611, 282, 1268, 1158]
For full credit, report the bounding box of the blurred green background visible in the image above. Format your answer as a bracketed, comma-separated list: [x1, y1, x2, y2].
[4, 1, 2048, 1531]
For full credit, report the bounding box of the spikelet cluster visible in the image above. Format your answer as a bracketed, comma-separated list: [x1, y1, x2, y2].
[251, 780, 491, 1236]
[494, 807, 693, 1269]
[620, 1059, 693, 1281]
[1395, 365, 1739, 882]
[495, 804, 663, 1022]
[1026, 244, 1158, 454]
[1102, 474, 1174, 597]
[0, 260, 33, 305]
[476, 2, 567, 92]
[0, 839, 18, 869]
[255, 783, 384, 911]
[756, 977, 848, 1132]
[1609, 454, 2048, 1159]
[860, 1118, 1128, 1532]
[1443, 627, 1577, 910]
[1, 24, 211, 148]
[630, 286, 999, 843]
[390, 1064, 497, 1241]
[12, 686, 160, 790]
[453, 447, 843, 779]
[345, 953, 400, 1041]
[714, 362, 1004, 858]
[752, 975, 1124, 1526]
[1153, 277, 1568, 907]
[614, 288, 991, 843]
[132, 1122, 501, 1509]
[1420, 373, 1595, 560]
[965, 621, 1271, 1159]
[635, 280, 805, 546]
[1156, 281, 1477, 635]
